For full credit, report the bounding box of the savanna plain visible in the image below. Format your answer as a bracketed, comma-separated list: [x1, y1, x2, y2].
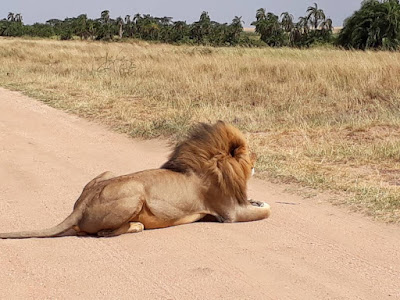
[0, 37, 399, 222]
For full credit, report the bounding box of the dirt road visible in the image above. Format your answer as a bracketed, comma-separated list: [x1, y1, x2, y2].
[0, 88, 399, 299]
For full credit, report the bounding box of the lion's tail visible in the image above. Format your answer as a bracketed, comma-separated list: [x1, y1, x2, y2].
[0, 209, 82, 239]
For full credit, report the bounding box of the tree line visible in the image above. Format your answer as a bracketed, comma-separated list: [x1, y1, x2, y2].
[0, 10, 247, 46]
[1, 1, 400, 50]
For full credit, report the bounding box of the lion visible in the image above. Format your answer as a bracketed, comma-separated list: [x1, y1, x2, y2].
[0, 121, 271, 239]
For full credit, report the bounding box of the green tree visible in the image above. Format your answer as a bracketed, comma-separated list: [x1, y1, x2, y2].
[306, 2, 326, 29]
[226, 16, 244, 45]
[58, 17, 79, 40]
[25, 23, 54, 37]
[86, 19, 97, 39]
[208, 21, 228, 45]
[138, 14, 160, 40]
[170, 21, 189, 43]
[252, 9, 285, 46]
[255, 8, 267, 22]
[75, 14, 88, 39]
[338, 0, 400, 50]
[97, 10, 113, 40]
[124, 15, 134, 37]
[191, 11, 211, 44]
[3, 12, 24, 36]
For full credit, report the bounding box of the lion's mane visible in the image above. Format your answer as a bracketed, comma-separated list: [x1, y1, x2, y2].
[161, 121, 252, 204]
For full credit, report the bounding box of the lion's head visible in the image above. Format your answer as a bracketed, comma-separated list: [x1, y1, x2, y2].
[161, 121, 253, 204]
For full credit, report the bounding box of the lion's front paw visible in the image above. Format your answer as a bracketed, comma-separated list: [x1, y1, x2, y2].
[248, 199, 263, 207]
[248, 199, 270, 208]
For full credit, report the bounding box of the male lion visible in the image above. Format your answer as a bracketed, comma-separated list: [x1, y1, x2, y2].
[0, 121, 271, 239]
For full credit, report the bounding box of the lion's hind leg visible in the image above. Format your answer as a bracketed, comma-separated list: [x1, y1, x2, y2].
[97, 222, 144, 237]
[85, 171, 116, 189]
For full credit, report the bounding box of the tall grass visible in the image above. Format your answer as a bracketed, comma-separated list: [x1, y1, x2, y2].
[0, 38, 399, 222]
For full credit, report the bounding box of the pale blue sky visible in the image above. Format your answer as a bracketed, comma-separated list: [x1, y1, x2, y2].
[1, 0, 362, 26]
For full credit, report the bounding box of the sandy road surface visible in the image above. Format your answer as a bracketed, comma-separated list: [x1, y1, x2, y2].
[0, 88, 399, 299]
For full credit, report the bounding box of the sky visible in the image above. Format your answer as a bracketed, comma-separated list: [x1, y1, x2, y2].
[1, 0, 362, 27]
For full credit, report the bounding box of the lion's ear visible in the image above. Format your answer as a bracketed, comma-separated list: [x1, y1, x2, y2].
[229, 143, 242, 158]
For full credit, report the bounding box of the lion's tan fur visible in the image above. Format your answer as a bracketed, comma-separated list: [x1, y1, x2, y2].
[0, 121, 270, 239]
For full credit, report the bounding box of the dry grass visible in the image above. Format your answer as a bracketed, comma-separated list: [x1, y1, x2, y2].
[0, 37, 399, 222]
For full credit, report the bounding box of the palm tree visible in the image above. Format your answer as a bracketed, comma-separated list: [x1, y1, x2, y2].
[265, 13, 285, 45]
[133, 13, 141, 23]
[133, 13, 142, 37]
[281, 12, 294, 32]
[101, 10, 110, 24]
[320, 18, 333, 32]
[289, 24, 303, 47]
[228, 16, 244, 45]
[252, 10, 285, 46]
[255, 8, 267, 21]
[231, 16, 244, 31]
[124, 15, 133, 37]
[306, 3, 326, 30]
[191, 11, 211, 44]
[298, 16, 310, 34]
[318, 17, 333, 42]
[251, 9, 265, 34]
[7, 12, 15, 22]
[98, 10, 112, 40]
[14, 13, 22, 23]
[116, 16, 124, 38]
